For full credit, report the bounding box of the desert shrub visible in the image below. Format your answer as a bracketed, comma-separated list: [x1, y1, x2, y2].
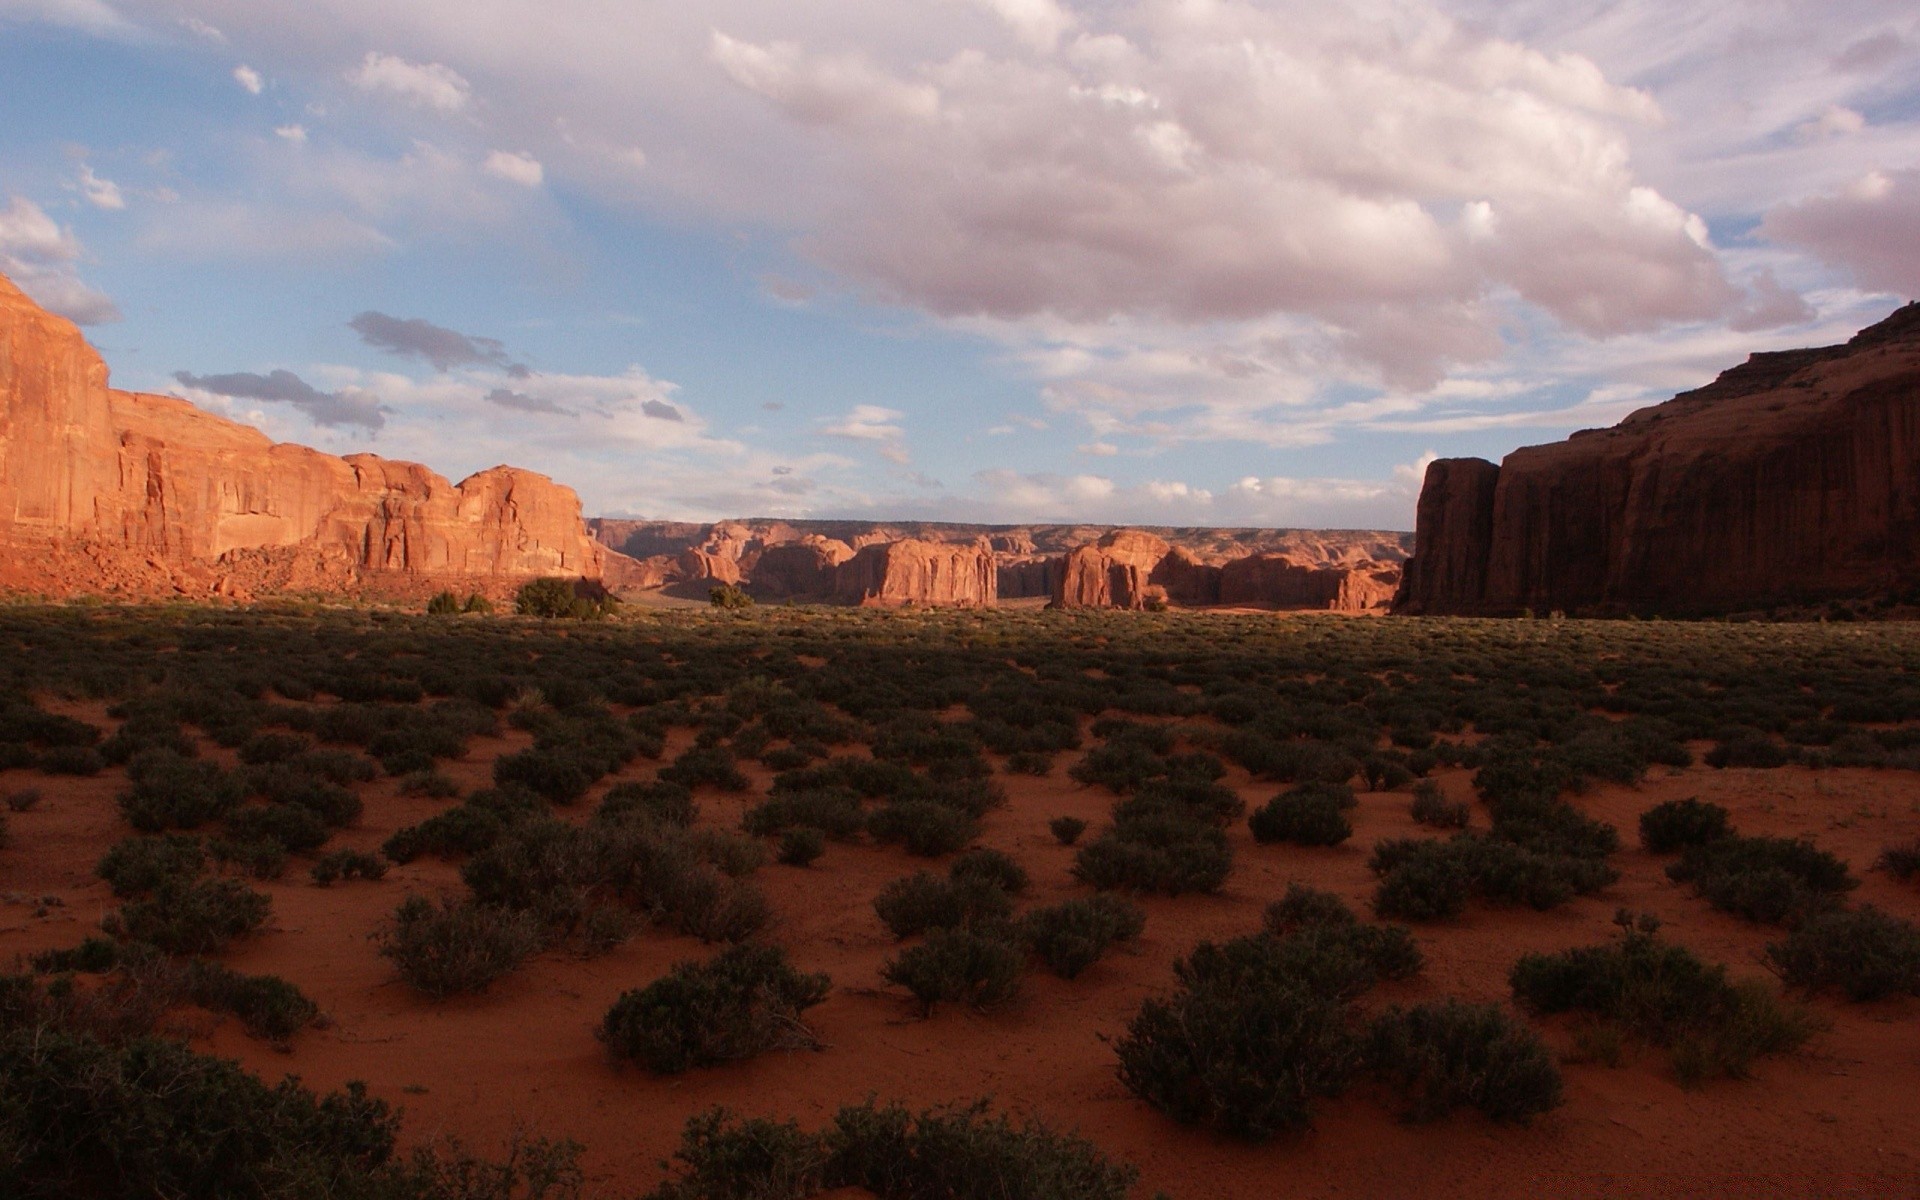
[246, 764, 363, 826]
[709, 584, 755, 610]
[743, 787, 865, 840]
[1004, 750, 1054, 775]
[1263, 883, 1363, 935]
[224, 802, 328, 854]
[29, 937, 123, 975]
[660, 745, 750, 792]
[96, 834, 206, 897]
[883, 926, 1025, 1013]
[461, 818, 602, 932]
[310, 848, 387, 886]
[36, 745, 103, 775]
[1667, 835, 1857, 924]
[1370, 831, 1614, 920]
[1248, 785, 1352, 846]
[462, 592, 493, 614]
[1072, 807, 1233, 896]
[376, 894, 543, 998]
[644, 1108, 824, 1200]
[867, 800, 978, 857]
[104, 877, 271, 955]
[949, 847, 1029, 895]
[664, 869, 774, 944]
[872, 873, 1013, 940]
[183, 961, 318, 1043]
[117, 751, 244, 832]
[1114, 934, 1361, 1139]
[1020, 895, 1145, 979]
[602, 944, 830, 1075]
[1048, 816, 1087, 845]
[493, 747, 599, 805]
[427, 590, 461, 615]
[1511, 912, 1817, 1083]
[1639, 798, 1732, 853]
[1360, 753, 1415, 792]
[238, 732, 311, 765]
[515, 577, 578, 618]
[598, 780, 696, 828]
[1369, 840, 1471, 920]
[1875, 839, 1920, 882]
[778, 827, 825, 867]
[1364, 1000, 1563, 1123]
[210, 836, 291, 880]
[383, 785, 545, 862]
[1765, 906, 1920, 1001]
[5, 787, 40, 813]
[1410, 780, 1469, 829]
[399, 769, 461, 799]
[1706, 730, 1792, 769]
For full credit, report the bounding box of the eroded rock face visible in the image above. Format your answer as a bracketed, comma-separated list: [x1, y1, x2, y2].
[753, 537, 854, 599]
[1052, 531, 1172, 609]
[835, 538, 996, 607]
[0, 272, 603, 598]
[1219, 554, 1396, 610]
[1395, 303, 1920, 615]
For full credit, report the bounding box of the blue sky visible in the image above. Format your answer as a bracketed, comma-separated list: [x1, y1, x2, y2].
[2, 0, 1917, 528]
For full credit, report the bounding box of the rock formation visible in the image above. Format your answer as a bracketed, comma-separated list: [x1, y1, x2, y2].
[753, 537, 854, 599]
[1395, 303, 1920, 615]
[834, 538, 996, 608]
[0, 271, 603, 599]
[1052, 531, 1173, 609]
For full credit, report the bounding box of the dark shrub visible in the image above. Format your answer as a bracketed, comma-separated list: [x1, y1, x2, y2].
[1048, 816, 1087, 845]
[1706, 731, 1792, 769]
[1512, 913, 1817, 1083]
[1020, 895, 1145, 979]
[96, 834, 205, 897]
[461, 818, 600, 932]
[247, 765, 363, 826]
[376, 894, 543, 998]
[36, 745, 103, 776]
[601, 944, 830, 1074]
[224, 803, 328, 854]
[5, 787, 40, 813]
[310, 848, 387, 886]
[1114, 935, 1360, 1139]
[1249, 785, 1352, 847]
[599, 780, 696, 828]
[644, 1109, 823, 1200]
[778, 827, 825, 867]
[873, 873, 1013, 940]
[211, 836, 291, 881]
[1876, 840, 1920, 882]
[105, 877, 271, 955]
[183, 962, 319, 1043]
[1765, 906, 1920, 1001]
[821, 1098, 1139, 1200]
[383, 786, 545, 862]
[867, 800, 978, 857]
[950, 847, 1029, 895]
[515, 577, 578, 618]
[883, 926, 1025, 1013]
[238, 732, 312, 765]
[1072, 812, 1233, 896]
[426, 590, 461, 615]
[1365, 1000, 1563, 1123]
[1005, 751, 1054, 775]
[743, 787, 865, 840]
[709, 584, 755, 610]
[1639, 798, 1732, 853]
[1263, 884, 1362, 935]
[493, 747, 599, 805]
[1371, 840, 1471, 921]
[29, 936, 121, 974]
[1410, 780, 1469, 829]
[660, 745, 750, 792]
[1668, 835, 1857, 924]
[117, 752, 244, 832]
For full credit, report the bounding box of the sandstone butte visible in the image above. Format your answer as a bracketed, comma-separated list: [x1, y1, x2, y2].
[0, 271, 603, 600]
[1396, 301, 1920, 616]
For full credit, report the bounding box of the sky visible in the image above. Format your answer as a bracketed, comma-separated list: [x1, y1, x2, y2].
[1, 1, 1916, 530]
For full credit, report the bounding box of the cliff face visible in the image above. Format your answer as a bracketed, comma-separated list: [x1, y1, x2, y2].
[0, 272, 602, 598]
[834, 538, 996, 608]
[1053, 531, 1171, 609]
[1396, 303, 1920, 615]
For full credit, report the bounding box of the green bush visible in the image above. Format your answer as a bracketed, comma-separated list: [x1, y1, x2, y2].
[599, 780, 696, 828]
[1072, 802, 1233, 896]
[1667, 835, 1857, 924]
[516, 577, 580, 618]
[1370, 831, 1615, 920]
[709, 584, 755, 610]
[867, 800, 978, 857]
[1048, 816, 1087, 845]
[949, 847, 1029, 895]
[1004, 750, 1054, 775]
[778, 827, 825, 867]
[743, 787, 865, 840]
[104, 877, 271, 955]
[1410, 780, 1469, 829]
[644, 1108, 823, 1200]
[661, 745, 751, 792]
[1765, 906, 1920, 1001]
[310, 848, 387, 886]
[872, 872, 1013, 940]
[1020, 895, 1145, 979]
[209, 836, 290, 880]
[1511, 913, 1817, 1084]
[96, 835, 206, 897]
[375, 894, 543, 998]
[1875, 839, 1920, 882]
[183, 961, 318, 1043]
[223, 802, 328, 854]
[1365, 1000, 1563, 1123]
[1370, 840, 1471, 920]
[1249, 785, 1352, 846]
[117, 752, 244, 832]
[601, 944, 830, 1074]
[427, 590, 461, 615]
[383, 786, 545, 862]
[28, 937, 122, 975]
[1639, 798, 1732, 853]
[883, 926, 1025, 1014]
[5, 787, 40, 813]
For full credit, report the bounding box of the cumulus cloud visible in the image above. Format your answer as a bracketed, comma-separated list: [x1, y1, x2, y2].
[821, 403, 909, 461]
[275, 124, 308, 144]
[347, 51, 470, 112]
[482, 149, 543, 186]
[349, 310, 524, 373]
[75, 164, 124, 210]
[1763, 170, 1920, 297]
[233, 64, 263, 94]
[1728, 269, 1817, 333]
[0, 195, 119, 324]
[174, 368, 388, 430]
[0, 0, 138, 37]
[642, 399, 684, 421]
[484, 386, 571, 416]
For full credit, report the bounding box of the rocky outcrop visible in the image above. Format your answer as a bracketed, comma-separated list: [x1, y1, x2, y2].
[752, 537, 854, 599]
[1048, 529, 1393, 611]
[1219, 554, 1397, 610]
[1052, 531, 1172, 609]
[834, 538, 996, 608]
[0, 271, 603, 598]
[1395, 303, 1920, 615]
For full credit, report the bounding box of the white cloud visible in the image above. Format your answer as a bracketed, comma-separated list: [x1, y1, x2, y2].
[347, 51, 470, 112]
[0, 195, 119, 324]
[482, 149, 544, 186]
[970, 0, 1074, 51]
[76, 164, 124, 210]
[0, 0, 138, 37]
[233, 64, 263, 94]
[179, 14, 224, 43]
[275, 124, 308, 144]
[1763, 169, 1920, 297]
[1797, 105, 1867, 141]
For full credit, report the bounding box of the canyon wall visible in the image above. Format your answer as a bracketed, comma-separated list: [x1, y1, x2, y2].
[833, 538, 997, 608]
[1396, 303, 1920, 615]
[0, 272, 603, 599]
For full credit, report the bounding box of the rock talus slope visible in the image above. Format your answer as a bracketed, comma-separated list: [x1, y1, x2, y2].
[0, 272, 603, 598]
[1396, 303, 1920, 615]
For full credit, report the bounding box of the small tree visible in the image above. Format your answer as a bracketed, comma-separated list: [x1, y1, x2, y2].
[515, 578, 577, 618]
[710, 584, 754, 611]
[426, 590, 461, 615]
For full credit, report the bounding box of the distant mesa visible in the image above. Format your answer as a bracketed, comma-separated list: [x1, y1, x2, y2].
[0, 268, 1408, 609]
[1396, 301, 1920, 616]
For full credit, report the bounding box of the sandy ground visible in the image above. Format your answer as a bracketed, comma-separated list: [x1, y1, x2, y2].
[3, 715, 1918, 1199]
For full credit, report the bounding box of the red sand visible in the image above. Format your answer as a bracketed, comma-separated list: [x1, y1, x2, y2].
[4, 722, 1918, 1198]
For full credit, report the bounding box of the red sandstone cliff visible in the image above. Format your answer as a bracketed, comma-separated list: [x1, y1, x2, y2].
[834, 538, 996, 608]
[1396, 303, 1920, 615]
[0, 272, 603, 599]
